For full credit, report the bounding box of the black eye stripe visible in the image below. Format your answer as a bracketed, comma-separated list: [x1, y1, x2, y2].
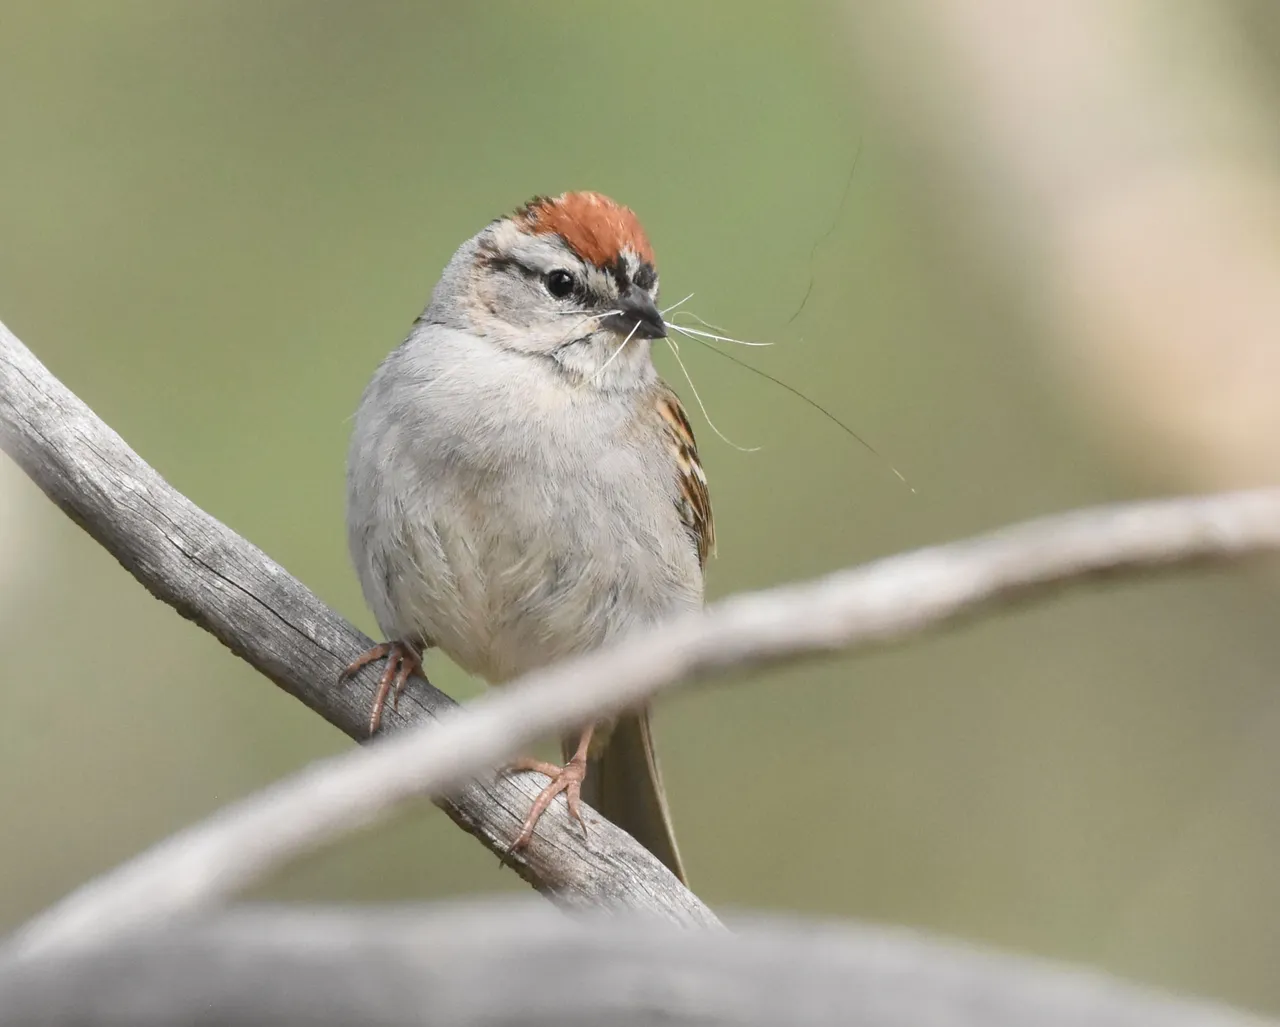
[477, 253, 551, 286]
[479, 248, 653, 305]
[605, 257, 657, 292]
[602, 256, 629, 292]
[480, 253, 576, 290]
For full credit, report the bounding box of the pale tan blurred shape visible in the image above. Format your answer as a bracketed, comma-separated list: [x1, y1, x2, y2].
[849, 0, 1280, 489]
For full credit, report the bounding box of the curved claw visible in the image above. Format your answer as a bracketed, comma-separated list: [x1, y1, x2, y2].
[505, 755, 589, 857]
[502, 724, 597, 864]
[338, 641, 421, 735]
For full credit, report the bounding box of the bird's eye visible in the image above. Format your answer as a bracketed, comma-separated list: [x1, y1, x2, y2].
[544, 269, 576, 298]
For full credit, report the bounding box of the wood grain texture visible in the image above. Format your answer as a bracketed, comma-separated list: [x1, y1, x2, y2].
[10, 313, 1280, 961]
[0, 319, 716, 927]
[1, 902, 1272, 1027]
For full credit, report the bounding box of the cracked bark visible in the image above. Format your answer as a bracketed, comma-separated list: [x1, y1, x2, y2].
[0, 318, 718, 927]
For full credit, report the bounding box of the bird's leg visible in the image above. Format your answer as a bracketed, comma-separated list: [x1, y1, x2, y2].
[507, 724, 596, 853]
[338, 640, 421, 736]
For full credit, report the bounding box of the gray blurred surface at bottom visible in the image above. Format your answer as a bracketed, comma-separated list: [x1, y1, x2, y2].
[0, 899, 1270, 1027]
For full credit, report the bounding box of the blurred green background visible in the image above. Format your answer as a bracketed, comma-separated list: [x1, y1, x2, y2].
[4, 0, 1280, 1015]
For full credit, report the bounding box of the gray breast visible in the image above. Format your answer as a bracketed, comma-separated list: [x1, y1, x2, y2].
[346, 329, 703, 685]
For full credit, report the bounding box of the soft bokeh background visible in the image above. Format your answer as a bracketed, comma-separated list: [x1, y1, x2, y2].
[4, 0, 1280, 1014]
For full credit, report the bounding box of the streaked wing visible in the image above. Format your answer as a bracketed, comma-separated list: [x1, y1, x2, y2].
[654, 384, 715, 568]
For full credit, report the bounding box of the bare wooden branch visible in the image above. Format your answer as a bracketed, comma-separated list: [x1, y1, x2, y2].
[1, 901, 1271, 1027]
[8, 315, 1280, 962]
[0, 320, 719, 933]
[9, 307, 1280, 960]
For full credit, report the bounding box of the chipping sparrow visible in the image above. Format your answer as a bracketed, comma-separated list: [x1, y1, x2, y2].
[344, 192, 712, 882]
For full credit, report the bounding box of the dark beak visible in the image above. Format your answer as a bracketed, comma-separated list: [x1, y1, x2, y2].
[607, 290, 667, 340]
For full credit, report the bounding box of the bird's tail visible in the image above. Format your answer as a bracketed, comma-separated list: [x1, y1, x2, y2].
[564, 708, 687, 884]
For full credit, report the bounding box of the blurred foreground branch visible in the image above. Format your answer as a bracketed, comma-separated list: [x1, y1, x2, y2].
[0, 320, 718, 934]
[1, 901, 1271, 1027]
[6, 307, 1280, 958]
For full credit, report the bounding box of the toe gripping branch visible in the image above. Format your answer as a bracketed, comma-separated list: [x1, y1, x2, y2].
[339, 646, 596, 860]
[339, 640, 422, 735]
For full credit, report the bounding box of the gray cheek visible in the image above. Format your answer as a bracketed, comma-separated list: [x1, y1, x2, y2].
[478, 276, 537, 329]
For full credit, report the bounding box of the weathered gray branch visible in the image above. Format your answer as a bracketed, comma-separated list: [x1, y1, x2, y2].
[8, 315, 1280, 962]
[1, 901, 1272, 1027]
[8, 304, 1280, 961]
[0, 319, 718, 932]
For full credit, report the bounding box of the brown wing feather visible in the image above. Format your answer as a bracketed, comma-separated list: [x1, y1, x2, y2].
[654, 385, 715, 568]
